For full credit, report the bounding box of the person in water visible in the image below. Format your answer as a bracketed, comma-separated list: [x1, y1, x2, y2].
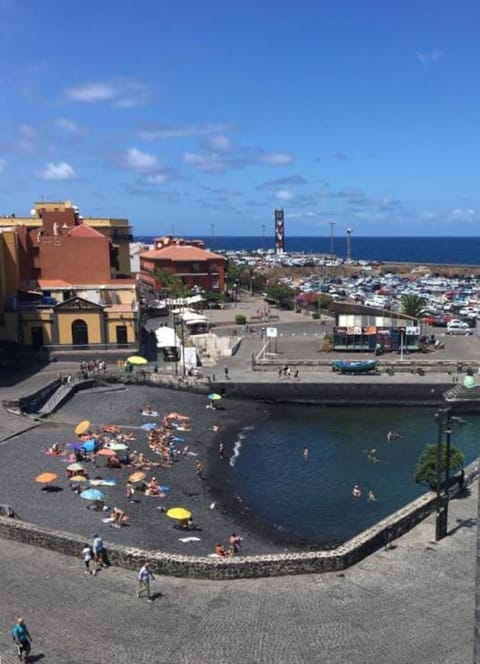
[352, 485, 362, 498]
[368, 490, 376, 502]
[303, 447, 309, 459]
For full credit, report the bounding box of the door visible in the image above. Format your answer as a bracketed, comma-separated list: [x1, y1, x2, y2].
[116, 325, 128, 347]
[71, 319, 89, 346]
[31, 326, 44, 351]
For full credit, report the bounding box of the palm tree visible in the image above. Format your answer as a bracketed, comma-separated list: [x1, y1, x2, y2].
[401, 294, 425, 319]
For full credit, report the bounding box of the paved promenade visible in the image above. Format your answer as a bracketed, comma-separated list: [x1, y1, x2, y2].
[0, 299, 478, 662]
[0, 482, 476, 663]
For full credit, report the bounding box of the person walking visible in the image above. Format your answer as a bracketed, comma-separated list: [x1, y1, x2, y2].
[82, 542, 94, 575]
[137, 562, 155, 602]
[11, 617, 32, 662]
[92, 533, 105, 571]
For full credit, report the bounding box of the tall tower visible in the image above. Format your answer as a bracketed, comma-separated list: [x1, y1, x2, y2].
[274, 209, 285, 254]
[346, 227, 353, 261]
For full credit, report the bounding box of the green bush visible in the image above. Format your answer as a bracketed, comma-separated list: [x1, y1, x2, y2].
[235, 314, 247, 325]
[415, 442, 464, 488]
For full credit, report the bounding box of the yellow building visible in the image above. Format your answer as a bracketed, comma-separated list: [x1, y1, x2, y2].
[0, 227, 20, 342]
[19, 280, 139, 351]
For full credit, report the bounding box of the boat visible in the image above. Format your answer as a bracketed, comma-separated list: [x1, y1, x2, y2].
[331, 360, 379, 375]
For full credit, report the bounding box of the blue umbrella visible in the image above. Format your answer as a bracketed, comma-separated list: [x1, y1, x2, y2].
[141, 422, 157, 431]
[80, 488, 105, 501]
[81, 439, 97, 453]
[208, 393, 222, 400]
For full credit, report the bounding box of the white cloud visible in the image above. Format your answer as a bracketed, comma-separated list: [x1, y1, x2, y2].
[36, 161, 77, 181]
[139, 123, 232, 140]
[448, 208, 476, 221]
[259, 152, 292, 165]
[124, 147, 158, 171]
[417, 48, 444, 65]
[275, 189, 296, 201]
[17, 124, 37, 152]
[65, 79, 149, 107]
[54, 118, 84, 135]
[419, 210, 438, 220]
[184, 151, 225, 173]
[184, 146, 293, 173]
[206, 135, 232, 152]
[145, 173, 168, 184]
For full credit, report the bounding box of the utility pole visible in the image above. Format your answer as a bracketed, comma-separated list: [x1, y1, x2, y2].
[329, 221, 336, 255]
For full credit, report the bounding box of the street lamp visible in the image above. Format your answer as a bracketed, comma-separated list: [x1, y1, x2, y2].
[434, 407, 457, 541]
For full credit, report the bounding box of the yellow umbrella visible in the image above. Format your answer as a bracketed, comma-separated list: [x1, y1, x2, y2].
[75, 420, 90, 435]
[166, 507, 192, 521]
[128, 471, 146, 483]
[127, 355, 148, 366]
[35, 472, 58, 484]
[70, 475, 88, 482]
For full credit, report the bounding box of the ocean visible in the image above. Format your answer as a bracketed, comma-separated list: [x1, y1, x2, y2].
[135, 236, 480, 266]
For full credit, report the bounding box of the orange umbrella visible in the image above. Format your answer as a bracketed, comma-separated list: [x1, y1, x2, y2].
[128, 471, 146, 483]
[75, 420, 90, 435]
[35, 472, 58, 484]
[97, 448, 116, 457]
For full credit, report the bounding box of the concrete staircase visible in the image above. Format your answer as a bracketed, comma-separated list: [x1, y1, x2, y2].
[36, 377, 82, 416]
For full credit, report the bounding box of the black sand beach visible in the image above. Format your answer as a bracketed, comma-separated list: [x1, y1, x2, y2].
[0, 383, 299, 557]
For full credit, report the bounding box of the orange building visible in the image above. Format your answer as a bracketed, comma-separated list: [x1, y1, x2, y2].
[139, 236, 226, 295]
[0, 201, 139, 353]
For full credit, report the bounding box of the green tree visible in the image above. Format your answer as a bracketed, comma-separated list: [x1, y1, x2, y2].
[415, 442, 464, 488]
[401, 294, 425, 318]
[265, 283, 295, 309]
[154, 268, 190, 298]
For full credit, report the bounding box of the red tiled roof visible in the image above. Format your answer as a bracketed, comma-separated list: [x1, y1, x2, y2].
[68, 225, 106, 239]
[38, 278, 136, 288]
[140, 244, 225, 261]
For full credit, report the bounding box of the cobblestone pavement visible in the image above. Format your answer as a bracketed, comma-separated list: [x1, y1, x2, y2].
[0, 481, 476, 663]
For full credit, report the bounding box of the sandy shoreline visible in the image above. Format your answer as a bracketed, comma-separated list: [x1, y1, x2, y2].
[0, 383, 298, 557]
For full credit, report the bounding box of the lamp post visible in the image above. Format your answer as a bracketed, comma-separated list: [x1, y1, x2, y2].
[434, 407, 455, 541]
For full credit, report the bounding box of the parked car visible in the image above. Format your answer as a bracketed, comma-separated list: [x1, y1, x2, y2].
[446, 321, 474, 335]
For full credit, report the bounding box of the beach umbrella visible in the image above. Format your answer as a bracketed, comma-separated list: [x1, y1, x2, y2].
[208, 393, 222, 401]
[166, 507, 192, 521]
[107, 443, 128, 451]
[97, 448, 116, 457]
[128, 471, 146, 483]
[81, 439, 97, 453]
[126, 355, 148, 366]
[35, 472, 58, 484]
[75, 420, 90, 435]
[67, 462, 85, 472]
[80, 488, 105, 501]
[70, 475, 88, 482]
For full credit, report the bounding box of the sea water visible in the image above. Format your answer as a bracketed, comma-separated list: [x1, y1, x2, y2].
[223, 405, 480, 547]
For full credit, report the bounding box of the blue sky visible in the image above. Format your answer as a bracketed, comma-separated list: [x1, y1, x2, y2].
[1, 0, 480, 237]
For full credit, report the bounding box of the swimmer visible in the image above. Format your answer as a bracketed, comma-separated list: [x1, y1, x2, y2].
[368, 490, 376, 502]
[303, 447, 309, 459]
[352, 485, 362, 498]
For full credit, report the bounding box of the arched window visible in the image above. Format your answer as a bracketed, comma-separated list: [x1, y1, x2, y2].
[72, 319, 89, 346]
